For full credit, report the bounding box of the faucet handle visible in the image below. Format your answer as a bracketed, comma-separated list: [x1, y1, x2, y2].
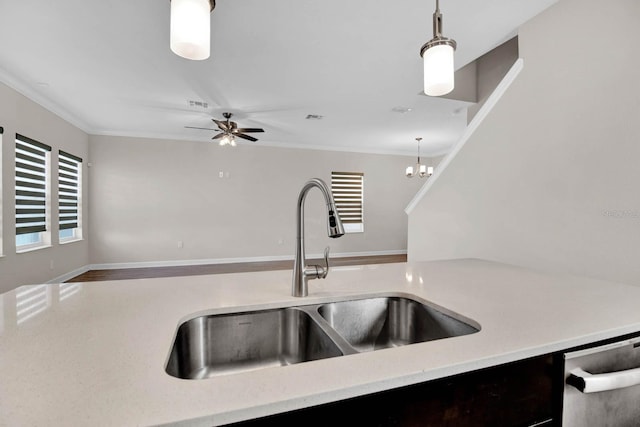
[321, 246, 330, 279]
[304, 247, 332, 281]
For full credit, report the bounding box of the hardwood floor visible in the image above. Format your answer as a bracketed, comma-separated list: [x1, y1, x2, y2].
[66, 254, 407, 282]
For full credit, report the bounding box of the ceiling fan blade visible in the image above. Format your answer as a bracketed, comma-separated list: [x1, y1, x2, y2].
[212, 133, 225, 140]
[234, 133, 258, 142]
[212, 118, 229, 131]
[234, 128, 264, 133]
[185, 126, 219, 131]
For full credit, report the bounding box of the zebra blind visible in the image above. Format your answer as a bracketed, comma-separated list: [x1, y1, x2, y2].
[15, 134, 51, 235]
[58, 151, 82, 231]
[331, 172, 364, 225]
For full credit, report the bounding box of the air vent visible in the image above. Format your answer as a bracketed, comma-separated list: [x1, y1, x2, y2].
[306, 114, 324, 120]
[188, 100, 209, 109]
[391, 106, 413, 113]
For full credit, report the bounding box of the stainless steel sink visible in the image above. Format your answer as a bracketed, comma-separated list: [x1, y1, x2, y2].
[317, 296, 479, 352]
[166, 294, 479, 379]
[166, 307, 343, 379]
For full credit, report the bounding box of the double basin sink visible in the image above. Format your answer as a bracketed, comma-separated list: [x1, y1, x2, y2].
[166, 294, 480, 380]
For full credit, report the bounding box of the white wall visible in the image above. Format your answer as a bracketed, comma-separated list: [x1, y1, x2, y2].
[0, 82, 90, 292]
[408, 0, 640, 286]
[89, 135, 425, 265]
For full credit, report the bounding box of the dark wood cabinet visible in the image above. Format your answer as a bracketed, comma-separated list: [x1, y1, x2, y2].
[229, 354, 556, 427]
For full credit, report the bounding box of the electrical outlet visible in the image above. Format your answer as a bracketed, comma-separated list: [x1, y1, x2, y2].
[177, 241, 184, 249]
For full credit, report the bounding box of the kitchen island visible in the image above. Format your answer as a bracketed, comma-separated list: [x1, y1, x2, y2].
[2, 258, 640, 426]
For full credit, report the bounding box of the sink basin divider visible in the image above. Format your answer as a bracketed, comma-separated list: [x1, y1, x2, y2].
[293, 305, 360, 356]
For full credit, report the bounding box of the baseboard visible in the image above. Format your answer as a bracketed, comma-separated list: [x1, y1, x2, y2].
[85, 249, 407, 271]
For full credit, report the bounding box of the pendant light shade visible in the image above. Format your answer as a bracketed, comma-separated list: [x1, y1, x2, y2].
[170, 0, 215, 60]
[422, 43, 455, 96]
[420, 0, 457, 96]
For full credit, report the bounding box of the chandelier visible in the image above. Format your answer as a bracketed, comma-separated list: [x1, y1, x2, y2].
[406, 138, 433, 178]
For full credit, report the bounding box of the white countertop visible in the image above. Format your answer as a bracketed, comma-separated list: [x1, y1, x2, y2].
[2, 259, 640, 426]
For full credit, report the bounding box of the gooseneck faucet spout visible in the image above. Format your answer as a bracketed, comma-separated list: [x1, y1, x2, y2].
[293, 178, 345, 297]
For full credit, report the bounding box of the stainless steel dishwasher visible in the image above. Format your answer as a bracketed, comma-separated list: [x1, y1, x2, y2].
[562, 335, 640, 426]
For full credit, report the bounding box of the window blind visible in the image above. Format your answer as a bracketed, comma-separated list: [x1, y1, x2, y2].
[58, 151, 82, 231]
[15, 134, 51, 235]
[331, 172, 364, 224]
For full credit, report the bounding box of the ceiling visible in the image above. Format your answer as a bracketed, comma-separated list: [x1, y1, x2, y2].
[0, 0, 556, 156]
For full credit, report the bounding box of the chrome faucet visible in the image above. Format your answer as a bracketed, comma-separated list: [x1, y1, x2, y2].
[292, 178, 345, 297]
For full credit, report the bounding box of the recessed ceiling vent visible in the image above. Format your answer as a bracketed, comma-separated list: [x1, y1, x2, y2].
[188, 100, 209, 109]
[306, 114, 324, 120]
[391, 106, 413, 113]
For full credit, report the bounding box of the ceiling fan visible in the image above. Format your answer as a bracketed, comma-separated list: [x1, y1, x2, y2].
[185, 112, 264, 146]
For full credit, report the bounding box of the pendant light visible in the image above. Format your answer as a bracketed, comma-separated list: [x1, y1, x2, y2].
[419, 0, 457, 96]
[406, 138, 433, 178]
[170, 0, 215, 60]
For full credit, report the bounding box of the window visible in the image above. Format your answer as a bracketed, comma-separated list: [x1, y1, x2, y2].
[15, 134, 51, 250]
[58, 151, 82, 242]
[331, 171, 364, 233]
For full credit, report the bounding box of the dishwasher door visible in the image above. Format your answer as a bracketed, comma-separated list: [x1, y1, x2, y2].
[563, 336, 640, 427]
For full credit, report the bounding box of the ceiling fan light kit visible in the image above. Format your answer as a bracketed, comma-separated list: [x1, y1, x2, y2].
[170, 0, 215, 60]
[420, 0, 457, 97]
[219, 134, 236, 146]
